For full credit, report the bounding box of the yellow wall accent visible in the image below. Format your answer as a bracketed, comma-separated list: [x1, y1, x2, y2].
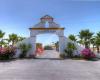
[29, 28, 64, 30]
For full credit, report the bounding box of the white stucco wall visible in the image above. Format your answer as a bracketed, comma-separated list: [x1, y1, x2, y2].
[15, 33, 84, 58]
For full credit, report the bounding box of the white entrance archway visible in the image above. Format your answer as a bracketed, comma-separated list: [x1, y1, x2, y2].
[15, 15, 83, 57]
[29, 15, 65, 55]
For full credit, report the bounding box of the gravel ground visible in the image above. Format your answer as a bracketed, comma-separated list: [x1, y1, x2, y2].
[0, 50, 100, 80]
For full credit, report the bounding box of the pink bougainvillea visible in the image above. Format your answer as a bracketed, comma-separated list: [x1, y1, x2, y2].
[0, 47, 16, 60]
[81, 48, 96, 59]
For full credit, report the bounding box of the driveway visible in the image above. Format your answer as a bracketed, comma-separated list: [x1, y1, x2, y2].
[0, 50, 100, 80]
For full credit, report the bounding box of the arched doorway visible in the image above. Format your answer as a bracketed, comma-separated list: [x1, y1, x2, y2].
[36, 34, 59, 50]
[36, 33, 59, 58]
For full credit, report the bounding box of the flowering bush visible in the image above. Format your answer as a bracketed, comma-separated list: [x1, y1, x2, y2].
[0, 47, 16, 60]
[81, 48, 96, 59]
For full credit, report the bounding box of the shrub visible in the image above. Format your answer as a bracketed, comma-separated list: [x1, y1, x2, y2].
[18, 43, 32, 58]
[0, 47, 16, 60]
[44, 45, 53, 50]
[64, 42, 77, 58]
[64, 49, 73, 58]
[59, 53, 67, 59]
[81, 48, 96, 60]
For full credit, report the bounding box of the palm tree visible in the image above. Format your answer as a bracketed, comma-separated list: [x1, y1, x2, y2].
[97, 32, 100, 37]
[3, 39, 11, 46]
[78, 29, 94, 48]
[0, 40, 6, 47]
[90, 37, 96, 52]
[55, 41, 59, 51]
[0, 30, 5, 47]
[52, 41, 59, 51]
[95, 37, 100, 53]
[18, 36, 26, 42]
[68, 34, 77, 42]
[9, 33, 18, 46]
[95, 32, 100, 53]
[77, 39, 84, 46]
[0, 30, 5, 39]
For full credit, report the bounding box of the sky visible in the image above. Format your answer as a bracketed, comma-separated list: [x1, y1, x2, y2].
[0, 0, 100, 45]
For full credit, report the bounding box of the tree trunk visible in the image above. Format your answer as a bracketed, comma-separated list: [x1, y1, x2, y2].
[85, 42, 89, 48]
[93, 45, 95, 52]
[97, 46, 100, 53]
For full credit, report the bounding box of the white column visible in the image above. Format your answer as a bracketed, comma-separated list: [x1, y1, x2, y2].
[29, 36, 36, 56]
[59, 36, 65, 54]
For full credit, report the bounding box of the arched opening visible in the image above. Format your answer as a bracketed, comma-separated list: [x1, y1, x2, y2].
[36, 33, 59, 58]
[45, 21, 49, 28]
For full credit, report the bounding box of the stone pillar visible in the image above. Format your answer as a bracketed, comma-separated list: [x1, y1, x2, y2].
[59, 36, 65, 54]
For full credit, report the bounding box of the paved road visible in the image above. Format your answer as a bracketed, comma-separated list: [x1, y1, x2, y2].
[0, 50, 100, 80]
[36, 50, 60, 59]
